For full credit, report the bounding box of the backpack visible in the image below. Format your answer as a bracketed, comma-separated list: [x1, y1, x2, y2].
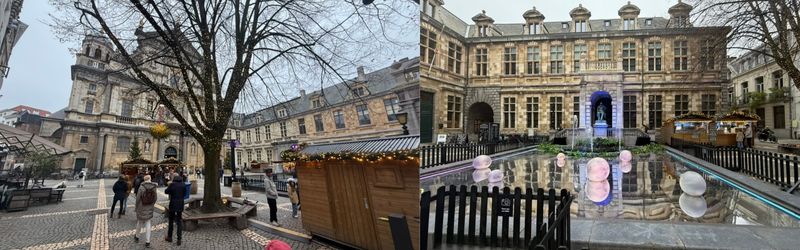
[140, 187, 156, 205]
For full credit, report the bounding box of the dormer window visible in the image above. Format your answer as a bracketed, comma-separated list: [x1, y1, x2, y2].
[88, 83, 97, 95]
[623, 19, 635, 30]
[645, 18, 653, 26]
[604, 20, 611, 27]
[352, 86, 367, 97]
[277, 108, 287, 118]
[674, 16, 688, 27]
[529, 23, 541, 34]
[561, 22, 569, 29]
[478, 26, 487, 37]
[311, 98, 323, 109]
[575, 20, 587, 32]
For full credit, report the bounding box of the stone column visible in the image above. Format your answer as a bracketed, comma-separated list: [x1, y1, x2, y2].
[95, 133, 106, 173]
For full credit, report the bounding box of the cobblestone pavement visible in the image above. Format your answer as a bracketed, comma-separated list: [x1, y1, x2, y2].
[1, 179, 333, 249]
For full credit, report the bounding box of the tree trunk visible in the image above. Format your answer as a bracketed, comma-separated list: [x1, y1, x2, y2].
[200, 140, 225, 213]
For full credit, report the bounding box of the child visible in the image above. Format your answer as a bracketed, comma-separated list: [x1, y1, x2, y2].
[287, 178, 300, 218]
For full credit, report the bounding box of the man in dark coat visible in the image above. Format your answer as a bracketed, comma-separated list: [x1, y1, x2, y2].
[110, 176, 128, 218]
[133, 173, 144, 195]
[164, 175, 185, 246]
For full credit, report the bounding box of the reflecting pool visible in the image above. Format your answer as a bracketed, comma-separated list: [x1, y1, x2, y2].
[420, 150, 800, 227]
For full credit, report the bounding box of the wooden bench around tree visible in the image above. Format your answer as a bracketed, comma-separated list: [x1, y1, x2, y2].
[182, 197, 257, 231]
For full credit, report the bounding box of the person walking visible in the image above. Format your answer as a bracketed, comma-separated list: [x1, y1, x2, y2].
[195, 168, 201, 179]
[287, 178, 300, 218]
[745, 124, 753, 148]
[736, 128, 745, 149]
[78, 169, 86, 188]
[134, 175, 157, 248]
[264, 168, 280, 226]
[110, 176, 127, 218]
[122, 176, 133, 215]
[219, 168, 224, 183]
[134, 173, 144, 195]
[164, 175, 185, 246]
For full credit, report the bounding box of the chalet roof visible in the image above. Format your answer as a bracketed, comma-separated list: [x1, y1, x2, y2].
[299, 135, 419, 155]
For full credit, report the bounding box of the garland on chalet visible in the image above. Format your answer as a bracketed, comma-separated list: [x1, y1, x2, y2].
[280, 148, 419, 163]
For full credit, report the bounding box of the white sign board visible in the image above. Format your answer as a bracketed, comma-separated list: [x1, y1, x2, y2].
[437, 134, 447, 143]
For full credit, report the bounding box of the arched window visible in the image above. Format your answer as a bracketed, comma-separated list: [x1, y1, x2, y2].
[84, 46, 90, 56]
[94, 46, 102, 59]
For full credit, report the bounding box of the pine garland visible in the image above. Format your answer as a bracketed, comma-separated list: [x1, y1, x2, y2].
[281, 149, 419, 163]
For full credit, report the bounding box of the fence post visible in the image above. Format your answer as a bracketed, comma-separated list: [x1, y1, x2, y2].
[736, 147, 744, 172]
[439, 144, 447, 166]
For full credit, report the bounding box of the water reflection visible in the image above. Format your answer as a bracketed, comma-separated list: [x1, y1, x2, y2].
[421, 152, 800, 227]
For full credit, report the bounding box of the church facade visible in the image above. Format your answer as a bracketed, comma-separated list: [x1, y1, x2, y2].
[420, 0, 730, 143]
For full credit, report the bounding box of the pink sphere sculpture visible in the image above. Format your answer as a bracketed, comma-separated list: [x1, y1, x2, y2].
[556, 159, 566, 168]
[619, 161, 632, 173]
[472, 168, 491, 182]
[556, 153, 566, 161]
[587, 157, 610, 182]
[619, 150, 633, 162]
[585, 180, 610, 202]
[472, 155, 492, 170]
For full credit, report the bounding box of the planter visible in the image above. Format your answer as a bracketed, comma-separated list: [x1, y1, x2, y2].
[231, 181, 242, 197]
[190, 180, 198, 194]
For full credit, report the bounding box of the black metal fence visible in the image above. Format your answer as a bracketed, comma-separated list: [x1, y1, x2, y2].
[238, 173, 290, 193]
[420, 138, 546, 169]
[672, 139, 800, 189]
[420, 185, 573, 249]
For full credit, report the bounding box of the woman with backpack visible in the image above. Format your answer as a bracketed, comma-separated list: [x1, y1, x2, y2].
[135, 175, 158, 248]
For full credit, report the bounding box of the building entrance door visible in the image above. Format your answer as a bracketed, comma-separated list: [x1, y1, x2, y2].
[73, 158, 86, 174]
[420, 91, 434, 143]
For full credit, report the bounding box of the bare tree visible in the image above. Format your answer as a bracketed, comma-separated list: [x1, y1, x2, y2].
[49, 0, 417, 212]
[692, 0, 800, 92]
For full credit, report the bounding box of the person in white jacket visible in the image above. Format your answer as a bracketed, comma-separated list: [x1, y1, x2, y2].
[79, 169, 86, 188]
[264, 168, 280, 227]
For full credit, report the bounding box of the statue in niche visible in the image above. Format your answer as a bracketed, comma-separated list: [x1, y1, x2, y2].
[596, 103, 606, 122]
[144, 139, 151, 151]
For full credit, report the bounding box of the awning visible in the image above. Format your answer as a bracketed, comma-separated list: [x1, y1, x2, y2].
[300, 135, 419, 155]
[0, 124, 70, 156]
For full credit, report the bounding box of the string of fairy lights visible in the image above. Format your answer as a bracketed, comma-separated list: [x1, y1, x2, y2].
[280, 149, 419, 163]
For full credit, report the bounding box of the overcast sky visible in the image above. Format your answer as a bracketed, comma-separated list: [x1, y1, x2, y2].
[445, 0, 680, 24]
[0, 1, 418, 114]
[0, 0, 72, 113]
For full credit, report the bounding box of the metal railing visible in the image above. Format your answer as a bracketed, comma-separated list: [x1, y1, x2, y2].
[420, 185, 573, 249]
[672, 139, 800, 190]
[238, 173, 290, 193]
[420, 137, 546, 169]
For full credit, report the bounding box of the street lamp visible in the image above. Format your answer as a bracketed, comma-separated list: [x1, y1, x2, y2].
[397, 112, 409, 135]
[229, 139, 240, 181]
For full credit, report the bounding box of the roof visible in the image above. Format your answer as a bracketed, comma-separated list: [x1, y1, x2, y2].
[0, 124, 70, 155]
[468, 17, 670, 37]
[299, 135, 419, 155]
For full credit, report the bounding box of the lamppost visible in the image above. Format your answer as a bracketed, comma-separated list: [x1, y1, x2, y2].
[397, 112, 409, 135]
[786, 90, 794, 139]
[229, 139, 240, 181]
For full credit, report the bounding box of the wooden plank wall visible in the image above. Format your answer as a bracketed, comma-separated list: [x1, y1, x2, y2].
[364, 159, 421, 250]
[329, 162, 379, 249]
[296, 162, 335, 237]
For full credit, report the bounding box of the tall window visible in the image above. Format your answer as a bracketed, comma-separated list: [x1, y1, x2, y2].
[334, 110, 345, 129]
[773, 70, 784, 88]
[255, 127, 262, 142]
[699, 39, 716, 70]
[116, 137, 131, 152]
[383, 98, 400, 121]
[88, 83, 97, 94]
[575, 20, 587, 32]
[741, 81, 749, 102]
[475, 48, 488, 76]
[446, 95, 462, 128]
[280, 122, 287, 137]
[648, 95, 663, 129]
[314, 114, 324, 132]
[647, 42, 662, 71]
[235, 131, 240, 140]
[526, 97, 539, 128]
[298, 118, 306, 135]
[573, 44, 587, 72]
[598, 43, 612, 61]
[549, 97, 563, 130]
[701, 94, 716, 116]
[121, 99, 133, 117]
[265, 125, 271, 140]
[549, 45, 564, 74]
[503, 47, 517, 75]
[674, 94, 689, 117]
[447, 42, 462, 74]
[573, 96, 580, 127]
[622, 42, 636, 72]
[246, 130, 252, 143]
[526, 47, 541, 74]
[623, 19, 635, 30]
[774, 106, 786, 129]
[502, 97, 516, 128]
[236, 151, 242, 165]
[356, 104, 371, 125]
[623, 95, 637, 128]
[256, 149, 262, 161]
[247, 150, 253, 162]
[265, 149, 273, 163]
[85, 100, 94, 114]
[673, 40, 688, 71]
[756, 77, 765, 92]
[420, 28, 437, 64]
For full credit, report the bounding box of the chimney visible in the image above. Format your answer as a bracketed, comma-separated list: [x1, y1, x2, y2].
[300, 89, 306, 98]
[357, 66, 366, 81]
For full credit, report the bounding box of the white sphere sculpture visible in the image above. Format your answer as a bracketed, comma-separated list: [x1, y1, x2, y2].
[556, 153, 566, 161]
[680, 171, 707, 196]
[679, 194, 708, 218]
[472, 155, 492, 170]
[587, 157, 610, 182]
[619, 150, 633, 162]
[585, 180, 610, 203]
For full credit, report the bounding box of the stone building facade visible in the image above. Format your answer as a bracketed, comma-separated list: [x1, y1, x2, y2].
[224, 58, 420, 168]
[43, 31, 420, 174]
[420, 0, 730, 143]
[729, 48, 800, 139]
